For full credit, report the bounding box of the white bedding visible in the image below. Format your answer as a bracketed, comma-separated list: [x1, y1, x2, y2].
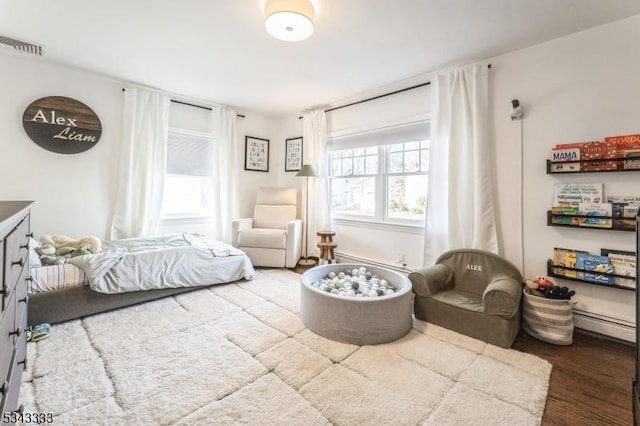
[66, 233, 255, 294]
[29, 264, 88, 294]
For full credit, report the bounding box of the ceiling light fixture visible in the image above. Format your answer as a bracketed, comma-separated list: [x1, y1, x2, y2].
[264, 0, 315, 42]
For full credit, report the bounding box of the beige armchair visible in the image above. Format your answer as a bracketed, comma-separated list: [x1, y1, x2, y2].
[409, 249, 524, 348]
[232, 187, 302, 268]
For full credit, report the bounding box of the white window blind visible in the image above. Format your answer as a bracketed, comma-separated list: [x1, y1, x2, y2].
[328, 121, 430, 150]
[166, 129, 213, 177]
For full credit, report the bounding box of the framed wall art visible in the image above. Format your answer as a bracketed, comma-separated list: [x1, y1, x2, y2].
[245, 136, 270, 172]
[285, 137, 303, 172]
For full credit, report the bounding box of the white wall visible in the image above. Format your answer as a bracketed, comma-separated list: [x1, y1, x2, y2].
[490, 15, 640, 340]
[273, 15, 640, 339]
[0, 50, 280, 240]
[236, 114, 281, 218]
[0, 51, 122, 239]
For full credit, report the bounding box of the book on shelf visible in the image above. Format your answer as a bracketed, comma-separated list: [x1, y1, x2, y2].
[581, 160, 619, 172]
[550, 148, 580, 162]
[550, 206, 580, 225]
[549, 162, 581, 173]
[552, 247, 587, 278]
[575, 253, 614, 285]
[552, 141, 600, 150]
[549, 142, 598, 171]
[577, 202, 612, 228]
[580, 142, 616, 159]
[623, 149, 640, 170]
[604, 133, 640, 157]
[553, 183, 603, 207]
[551, 141, 618, 172]
[601, 248, 636, 289]
[607, 196, 640, 230]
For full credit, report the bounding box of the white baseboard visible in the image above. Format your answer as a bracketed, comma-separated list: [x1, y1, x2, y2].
[572, 308, 635, 342]
[334, 252, 410, 274]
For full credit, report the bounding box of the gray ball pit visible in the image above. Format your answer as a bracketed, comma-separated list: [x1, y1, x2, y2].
[300, 263, 413, 345]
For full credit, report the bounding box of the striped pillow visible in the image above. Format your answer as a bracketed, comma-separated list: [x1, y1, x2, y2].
[29, 264, 88, 294]
[522, 288, 576, 345]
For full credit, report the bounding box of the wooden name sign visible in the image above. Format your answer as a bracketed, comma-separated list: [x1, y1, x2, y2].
[22, 96, 102, 154]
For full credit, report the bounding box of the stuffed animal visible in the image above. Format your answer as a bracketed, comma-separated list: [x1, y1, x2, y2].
[543, 285, 575, 300]
[40, 234, 102, 254]
[525, 276, 556, 297]
[532, 276, 554, 288]
[36, 235, 101, 265]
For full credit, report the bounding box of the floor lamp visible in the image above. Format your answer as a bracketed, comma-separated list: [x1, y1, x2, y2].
[296, 164, 317, 266]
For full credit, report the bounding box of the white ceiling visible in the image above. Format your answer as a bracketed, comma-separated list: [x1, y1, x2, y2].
[1, 1, 639, 117]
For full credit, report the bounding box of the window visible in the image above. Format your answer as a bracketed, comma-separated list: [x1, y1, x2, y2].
[161, 128, 214, 219]
[329, 123, 429, 226]
[330, 147, 378, 217]
[386, 141, 429, 220]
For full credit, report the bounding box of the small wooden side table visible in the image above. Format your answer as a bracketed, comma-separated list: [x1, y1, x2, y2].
[317, 231, 336, 264]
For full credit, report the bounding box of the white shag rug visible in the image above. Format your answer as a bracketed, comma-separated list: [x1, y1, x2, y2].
[21, 269, 551, 425]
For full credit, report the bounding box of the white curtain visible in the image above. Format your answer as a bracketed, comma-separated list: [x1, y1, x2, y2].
[210, 106, 238, 243]
[110, 88, 170, 239]
[302, 109, 331, 257]
[423, 63, 498, 265]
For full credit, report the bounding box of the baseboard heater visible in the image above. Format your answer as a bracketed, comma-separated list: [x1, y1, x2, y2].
[334, 251, 411, 274]
[572, 307, 635, 342]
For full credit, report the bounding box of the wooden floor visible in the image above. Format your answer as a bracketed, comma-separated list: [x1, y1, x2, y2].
[513, 330, 635, 425]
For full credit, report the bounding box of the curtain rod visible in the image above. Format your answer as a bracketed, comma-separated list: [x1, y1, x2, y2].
[298, 64, 491, 119]
[170, 99, 246, 118]
[121, 88, 245, 118]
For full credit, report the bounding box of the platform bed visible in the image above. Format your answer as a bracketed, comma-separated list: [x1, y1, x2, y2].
[27, 233, 255, 326]
[28, 285, 206, 326]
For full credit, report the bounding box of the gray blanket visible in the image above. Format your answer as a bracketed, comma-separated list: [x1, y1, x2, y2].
[69, 234, 255, 294]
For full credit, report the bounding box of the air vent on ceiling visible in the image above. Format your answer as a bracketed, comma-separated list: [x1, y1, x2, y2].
[0, 34, 44, 56]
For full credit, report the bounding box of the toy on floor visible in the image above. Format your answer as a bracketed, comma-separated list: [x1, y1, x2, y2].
[525, 276, 575, 300]
[27, 323, 51, 342]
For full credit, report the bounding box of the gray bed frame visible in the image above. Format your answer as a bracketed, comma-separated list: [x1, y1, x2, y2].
[28, 285, 206, 326]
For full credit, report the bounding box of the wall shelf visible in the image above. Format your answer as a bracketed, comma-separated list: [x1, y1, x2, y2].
[546, 259, 635, 291]
[546, 211, 635, 232]
[546, 158, 640, 174]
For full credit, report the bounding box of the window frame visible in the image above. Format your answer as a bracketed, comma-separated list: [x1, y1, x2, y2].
[328, 127, 429, 228]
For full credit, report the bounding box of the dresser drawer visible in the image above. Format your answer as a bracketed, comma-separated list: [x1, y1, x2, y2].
[0, 350, 24, 423]
[3, 218, 29, 304]
[14, 306, 27, 372]
[14, 268, 28, 330]
[0, 296, 16, 399]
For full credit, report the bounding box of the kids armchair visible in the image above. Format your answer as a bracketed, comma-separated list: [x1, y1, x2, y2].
[409, 249, 524, 348]
[232, 187, 302, 268]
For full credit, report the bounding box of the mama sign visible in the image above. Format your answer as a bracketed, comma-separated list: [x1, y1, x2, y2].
[23, 96, 102, 154]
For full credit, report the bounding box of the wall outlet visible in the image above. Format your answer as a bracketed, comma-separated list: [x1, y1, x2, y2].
[397, 252, 406, 265]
